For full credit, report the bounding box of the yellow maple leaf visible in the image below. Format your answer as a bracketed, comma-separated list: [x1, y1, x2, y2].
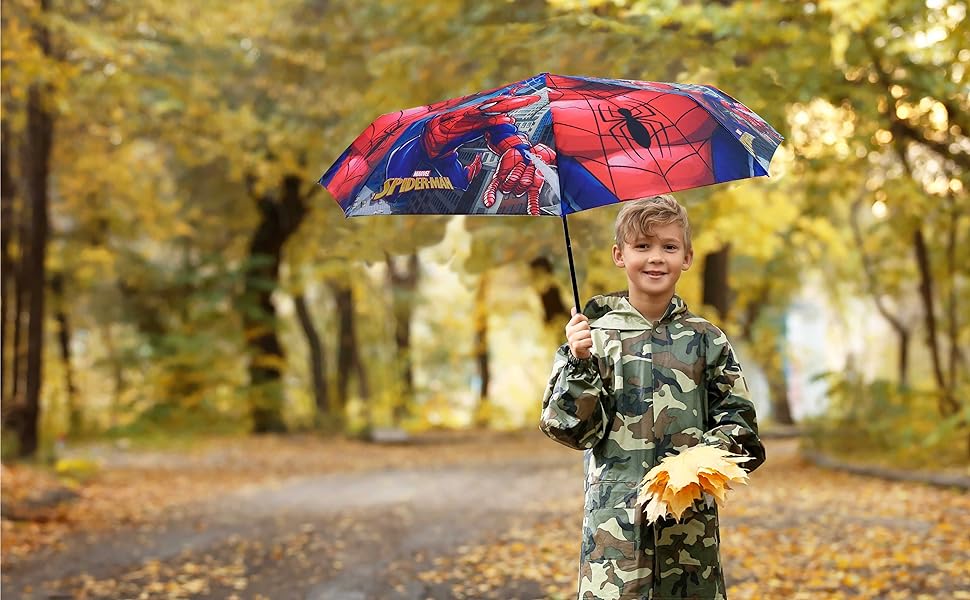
[644, 493, 669, 524]
[696, 472, 730, 504]
[665, 482, 703, 520]
[637, 445, 752, 524]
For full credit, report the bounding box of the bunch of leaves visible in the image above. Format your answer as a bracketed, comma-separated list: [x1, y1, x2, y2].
[637, 444, 751, 523]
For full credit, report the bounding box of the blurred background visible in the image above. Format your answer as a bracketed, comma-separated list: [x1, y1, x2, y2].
[2, 1, 968, 598]
[4, 0, 967, 464]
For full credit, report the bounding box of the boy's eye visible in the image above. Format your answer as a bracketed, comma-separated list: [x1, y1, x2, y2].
[665, 245, 678, 251]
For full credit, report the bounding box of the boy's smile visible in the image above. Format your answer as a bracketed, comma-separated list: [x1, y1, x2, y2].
[612, 222, 693, 317]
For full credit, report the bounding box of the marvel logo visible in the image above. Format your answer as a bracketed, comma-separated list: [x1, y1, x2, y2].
[413, 170, 431, 177]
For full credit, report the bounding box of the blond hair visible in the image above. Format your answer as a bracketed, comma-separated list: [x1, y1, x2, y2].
[614, 194, 692, 252]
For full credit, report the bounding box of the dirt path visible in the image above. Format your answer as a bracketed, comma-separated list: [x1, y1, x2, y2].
[2, 442, 583, 599]
[415, 438, 970, 600]
[3, 436, 968, 599]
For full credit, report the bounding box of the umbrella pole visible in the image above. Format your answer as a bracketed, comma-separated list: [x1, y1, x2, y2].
[561, 213, 582, 313]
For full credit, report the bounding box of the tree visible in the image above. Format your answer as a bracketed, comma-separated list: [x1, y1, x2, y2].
[293, 291, 328, 425]
[557, 0, 967, 427]
[2, 0, 56, 457]
[236, 177, 309, 432]
[331, 280, 369, 422]
[471, 270, 491, 427]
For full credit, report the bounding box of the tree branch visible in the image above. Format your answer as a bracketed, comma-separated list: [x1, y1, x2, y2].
[864, 35, 970, 171]
[890, 119, 970, 172]
[893, 141, 959, 415]
[847, 196, 911, 386]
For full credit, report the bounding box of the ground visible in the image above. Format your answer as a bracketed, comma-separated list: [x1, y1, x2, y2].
[2, 432, 969, 599]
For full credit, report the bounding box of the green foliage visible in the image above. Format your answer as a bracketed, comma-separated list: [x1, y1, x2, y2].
[806, 371, 969, 469]
[1, 0, 965, 452]
[1, 434, 22, 462]
[104, 396, 247, 442]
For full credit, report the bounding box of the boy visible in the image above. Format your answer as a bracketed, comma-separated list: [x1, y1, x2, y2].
[540, 194, 765, 600]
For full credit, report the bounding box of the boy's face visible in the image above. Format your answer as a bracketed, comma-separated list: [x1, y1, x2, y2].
[612, 222, 693, 302]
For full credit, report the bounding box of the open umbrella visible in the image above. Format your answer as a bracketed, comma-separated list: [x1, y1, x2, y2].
[318, 73, 783, 310]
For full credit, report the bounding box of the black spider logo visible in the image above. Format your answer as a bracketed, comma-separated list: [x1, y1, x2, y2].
[597, 103, 672, 159]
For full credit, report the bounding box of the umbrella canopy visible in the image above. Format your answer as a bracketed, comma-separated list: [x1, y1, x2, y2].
[319, 73, 783, 218]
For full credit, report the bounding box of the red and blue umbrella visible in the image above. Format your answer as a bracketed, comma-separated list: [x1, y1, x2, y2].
[319, 73, 783, 308]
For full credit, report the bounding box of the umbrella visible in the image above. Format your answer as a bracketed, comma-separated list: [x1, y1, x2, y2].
[318, 73, 783, 310]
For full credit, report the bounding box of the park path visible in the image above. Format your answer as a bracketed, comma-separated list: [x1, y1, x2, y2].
[2, 434, 582, 599]
[3, 435, 968, 599]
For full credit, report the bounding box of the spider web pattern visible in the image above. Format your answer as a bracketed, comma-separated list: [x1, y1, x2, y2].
[548, 76, 721, 201]
[320, 73, 780, 216]
[577, 76, 783, 164]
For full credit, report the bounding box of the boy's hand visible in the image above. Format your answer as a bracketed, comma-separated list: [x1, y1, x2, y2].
[566, 307, 593, 359]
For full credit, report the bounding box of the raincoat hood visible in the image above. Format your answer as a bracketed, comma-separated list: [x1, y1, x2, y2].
[583, 293, 689, 331]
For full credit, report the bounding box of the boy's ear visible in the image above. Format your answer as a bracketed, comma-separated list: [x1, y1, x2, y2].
[683, 249, 694, 270]
[612, 244, 624, 267]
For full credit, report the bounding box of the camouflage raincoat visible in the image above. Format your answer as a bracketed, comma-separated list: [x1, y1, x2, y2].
[540, 293, 765, 600]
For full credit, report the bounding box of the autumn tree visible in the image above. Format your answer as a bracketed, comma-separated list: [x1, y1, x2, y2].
[2, 0, 56, 457]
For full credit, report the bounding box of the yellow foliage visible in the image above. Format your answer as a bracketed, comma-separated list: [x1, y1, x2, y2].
[820, 0, 890, 32]
[54, 458, 100, 482]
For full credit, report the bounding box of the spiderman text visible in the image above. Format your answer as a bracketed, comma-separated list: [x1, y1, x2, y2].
[372, 176, 456, 200]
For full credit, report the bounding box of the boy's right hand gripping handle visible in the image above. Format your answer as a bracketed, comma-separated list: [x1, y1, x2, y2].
[565, 308, 593, 360]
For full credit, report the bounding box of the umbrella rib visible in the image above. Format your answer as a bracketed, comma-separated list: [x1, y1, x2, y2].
[584, 95, 619, 197]
[671, 105, 715, 175]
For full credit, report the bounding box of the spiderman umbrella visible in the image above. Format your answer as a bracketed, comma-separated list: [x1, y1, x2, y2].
[318, 73, 783, 311]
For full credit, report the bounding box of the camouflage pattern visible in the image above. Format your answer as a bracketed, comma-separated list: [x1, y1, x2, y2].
[540, 293, 765, 600]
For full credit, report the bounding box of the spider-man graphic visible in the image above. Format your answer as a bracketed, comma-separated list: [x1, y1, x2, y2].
[546, 76, 729, 209]
[383, 89, 556, 215]
[321, 98, 469, 203]
[320, 74, 782, 217]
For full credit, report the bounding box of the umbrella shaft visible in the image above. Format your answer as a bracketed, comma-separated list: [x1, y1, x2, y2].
[561, 214, 582, 313]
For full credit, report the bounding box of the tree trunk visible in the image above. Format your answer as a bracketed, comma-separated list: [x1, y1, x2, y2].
[1, 119, 17, 413]
[293, 292, 331, 426]
[355, 342, 370, 402]
[333, 284, 354, 409]
[736, 258, 797, 425]
[897, 328, 911, 392]
[529, 256, 570, 322]
[848, 199, 911, 387]
[739, 298, 796, 425]
[943, 194, 963, 398]
[332, 282, 368, 419]
[99, 321, 125, 429]
[913, 228, 957, 416]
[473, 271, 491, 427]
[702, 244, 732, 319]
[51, 273, 80, 434]
[386, 253, 419, 423]
[11, 215, 28, 413]
[765, 356, 794, 425]
[14, 8, 55, 456]
[238, 174, 306, 433]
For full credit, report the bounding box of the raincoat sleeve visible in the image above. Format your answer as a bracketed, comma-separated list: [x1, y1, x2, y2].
[539, 343, 612, 451]
[702, 331, 766, 472]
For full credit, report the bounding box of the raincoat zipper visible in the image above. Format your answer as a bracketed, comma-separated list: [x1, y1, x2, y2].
[650, 323, 660, 598]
